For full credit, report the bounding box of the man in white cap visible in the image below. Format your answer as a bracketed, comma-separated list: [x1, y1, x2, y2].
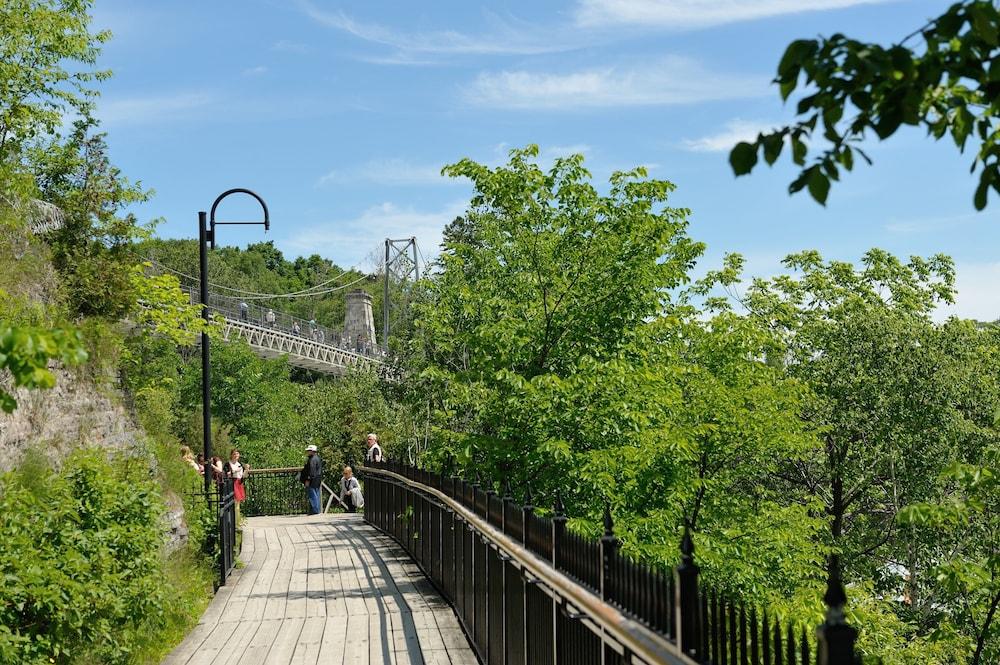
[300, 444, 323, 514]
[365, 433, 383, 464]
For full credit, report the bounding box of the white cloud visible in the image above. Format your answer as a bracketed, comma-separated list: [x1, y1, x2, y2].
[935, 262, 1000, 322]
[96, 92, 213, 125]
[283, 201, 467, 264]
[297, 1, 576, 56]
[682, 119, 775, 152]
[318, 159, 467, 187]
[242, 66, 268, 77]
[575, 0, 898, 29]
[465, 57, 767, 109]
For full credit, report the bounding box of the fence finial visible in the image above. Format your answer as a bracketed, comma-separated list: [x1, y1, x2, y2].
[523, 484, 534, 510]
[680, 522, 695, 561]
[817, 554, 857, 665]
[554, 490, 566, 517]
[603, 502, 615, 538]
[823, 554, 847, 614]
[503, 478, 513, 501]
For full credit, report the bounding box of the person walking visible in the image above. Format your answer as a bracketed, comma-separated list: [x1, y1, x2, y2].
[300, 445, 323, 515]
[292, 321, 301, 337]
[265, 308, 276, 327]
[225, 449, 247, 504]
[365, 433, 383, 464]
[339, 466, 361, 513]
[239, 300, 249, 322]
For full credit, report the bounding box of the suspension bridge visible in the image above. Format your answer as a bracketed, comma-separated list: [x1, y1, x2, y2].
[183, 285, 393, 378]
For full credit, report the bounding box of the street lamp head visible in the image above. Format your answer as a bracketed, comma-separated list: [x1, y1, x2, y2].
[208, 188, 270, 248]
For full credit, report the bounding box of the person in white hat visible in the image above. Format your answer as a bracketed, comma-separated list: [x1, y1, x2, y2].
[300, 444, 323, 514]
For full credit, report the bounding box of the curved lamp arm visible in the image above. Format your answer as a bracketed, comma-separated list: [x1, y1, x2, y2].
[208, 188, 270, 248]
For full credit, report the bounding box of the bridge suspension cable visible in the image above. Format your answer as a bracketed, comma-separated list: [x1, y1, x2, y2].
[147, 257, 377, 300]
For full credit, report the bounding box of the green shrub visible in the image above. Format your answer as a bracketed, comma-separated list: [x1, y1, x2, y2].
[0, 450, 168, 664]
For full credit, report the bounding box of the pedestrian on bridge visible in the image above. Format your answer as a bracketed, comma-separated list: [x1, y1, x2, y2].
[239, 300, 249, 321]
[265, 308, 276, 327]
[300, 445, 323, 514]
[339, 466, 362, 513]
[292, 321, 301, 336]
[365, 433, 383, 464]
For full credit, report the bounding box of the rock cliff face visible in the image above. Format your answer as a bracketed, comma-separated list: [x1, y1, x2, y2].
[0, 368, 137, 474]
[0, 369, 190, 551]
[1, 225, 189, 551]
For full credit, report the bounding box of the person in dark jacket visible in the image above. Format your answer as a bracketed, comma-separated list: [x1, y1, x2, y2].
[301, 445, 323, 514]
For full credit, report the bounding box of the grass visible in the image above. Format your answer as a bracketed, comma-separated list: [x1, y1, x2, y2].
[133, 546, 215, 664]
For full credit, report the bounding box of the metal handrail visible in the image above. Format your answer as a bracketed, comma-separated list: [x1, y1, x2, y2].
[361, 465, 696, 665]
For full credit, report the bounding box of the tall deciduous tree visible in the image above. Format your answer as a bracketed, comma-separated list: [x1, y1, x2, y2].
[415, 147, 824, 599]
[721, 249, 1000, 660]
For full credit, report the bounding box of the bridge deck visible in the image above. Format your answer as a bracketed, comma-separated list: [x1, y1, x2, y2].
[164, 514, 477, 665]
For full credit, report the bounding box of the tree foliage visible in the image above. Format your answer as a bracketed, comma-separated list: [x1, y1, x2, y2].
[414, 146, 824, 599]
[0, 0, 109, 167]
[0, 323, 86, 412]
[731, 0, 1000, 208]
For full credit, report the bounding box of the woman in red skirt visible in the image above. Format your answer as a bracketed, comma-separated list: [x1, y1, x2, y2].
[227, 449, 247, 504]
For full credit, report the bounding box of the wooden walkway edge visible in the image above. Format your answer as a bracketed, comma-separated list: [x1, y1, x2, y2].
[162, 514, 477, 665]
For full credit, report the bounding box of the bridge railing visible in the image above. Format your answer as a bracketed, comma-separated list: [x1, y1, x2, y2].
[179, 284, 386, 359]
[361, 461, 859, 665]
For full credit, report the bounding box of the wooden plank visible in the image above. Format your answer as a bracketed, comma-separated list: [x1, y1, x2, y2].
[289, 615, 327, 665]
[234, 618, 283, 665]
[263, 616, 306, 665]
[343, 613, 370, 665]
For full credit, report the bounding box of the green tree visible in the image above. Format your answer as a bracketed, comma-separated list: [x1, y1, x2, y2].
[730, 0, 1000, 209]
[31, 121, 152, 317]
[0, 0, 109, 166]
[721, 249, 1000, 660]
[900, 453, 1000, 665]
[414, 146, 825, 600]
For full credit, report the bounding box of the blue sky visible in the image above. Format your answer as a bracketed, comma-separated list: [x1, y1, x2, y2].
[91, 0, 998, 319]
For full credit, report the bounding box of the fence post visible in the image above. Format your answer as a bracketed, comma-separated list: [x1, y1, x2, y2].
[599, 503, 618, 601]
[521, 485, 534, 663]
[675, 525, 701, 659]
[817, 556, 858, 665]
[502, 479, 513, 534]
[551, 492, 567, 663]
[552, 491, 567, 567]
[521, 485, 534, 545]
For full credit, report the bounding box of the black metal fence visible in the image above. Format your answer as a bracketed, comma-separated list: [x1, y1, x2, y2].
[202, 477, 238, 587]
[242, 468, 310, 516]
[362, 461, 859, 665]
[242, 467, 345, 517]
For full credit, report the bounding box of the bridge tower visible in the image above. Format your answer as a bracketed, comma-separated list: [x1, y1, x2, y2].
[344, 290, 377, 347]
[382, 237, 419, 351]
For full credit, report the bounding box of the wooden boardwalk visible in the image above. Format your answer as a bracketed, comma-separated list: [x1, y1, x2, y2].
[163, 514, 478, 665]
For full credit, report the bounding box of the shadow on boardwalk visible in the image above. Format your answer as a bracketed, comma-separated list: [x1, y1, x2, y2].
[163, 513, 477, 665]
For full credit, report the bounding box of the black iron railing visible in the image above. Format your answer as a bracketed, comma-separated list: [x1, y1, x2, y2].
[200, 477, 238, 587]
[242, 467, 345, 517]
[362, 461, 859, 665]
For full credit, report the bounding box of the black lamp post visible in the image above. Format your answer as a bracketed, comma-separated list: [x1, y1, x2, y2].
[199, 188, 270, 492]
